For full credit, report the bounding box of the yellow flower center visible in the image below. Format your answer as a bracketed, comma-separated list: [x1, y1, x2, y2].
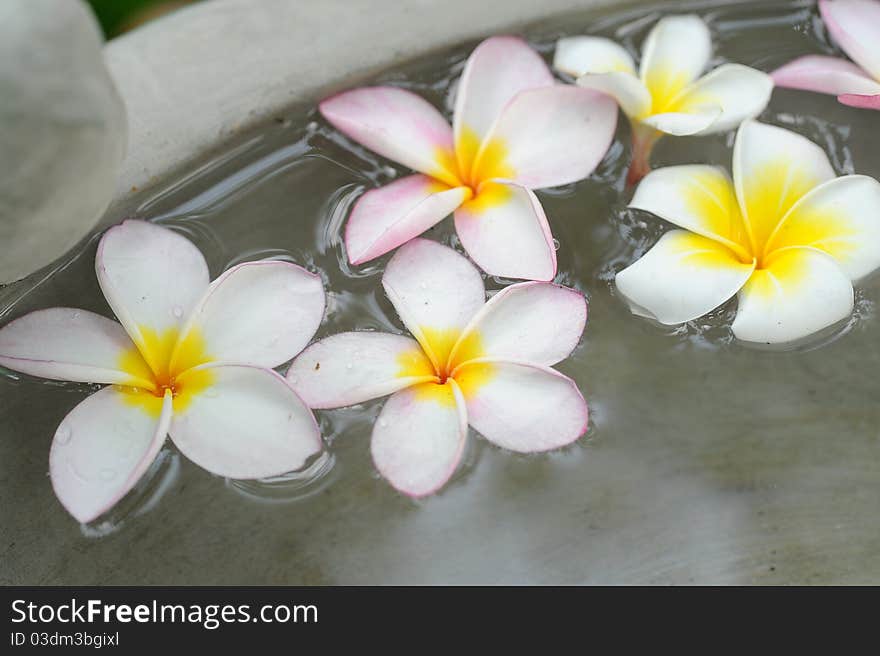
[117, 326, 214, 417]
[396, 325, 494, 406]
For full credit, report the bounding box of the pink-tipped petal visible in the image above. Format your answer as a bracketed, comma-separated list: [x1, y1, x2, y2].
[288, 332, 437, 409]
[174, 261, 324, 371]
[96, 220, 210, 362]
[0, 308, 149, 386]
[479, 86, 618, 189]
[458, 361, 588, 453]
[771, 55, 880, 96]
[345, 175, 470, 265]
[453, 282, 587, 367]
[50, 387, 172, 523]
[382, 238, 485, 367]
[371, 380, 468, 497]
[820, 0, 880, 81]
[454, 181, 556, 281]
[319, 87, 458, 185]
[169, 364, 322, 479]
[838, 92, 880, 109]
[453, 36, 554, 176]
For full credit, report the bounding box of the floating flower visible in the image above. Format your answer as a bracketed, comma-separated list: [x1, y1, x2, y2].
[287, 238, 588, 496]
[0, 220, 326, 522]
[615, 120, 880, 344]
[319, 36, 618, 281]
[554, 15, 773, 185]
[773, 0, 880, 111]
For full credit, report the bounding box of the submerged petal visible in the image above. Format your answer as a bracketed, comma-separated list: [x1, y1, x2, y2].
[173, 261, 324, 371]
[382, 238, 485, 368]
[630, 165, 751, 259]
[50, 386, 172, 523]
[371, 380, 468, 497]
[96, 220, 210, 372]
[475, 86, 618, 189]
[345, 175, 470, 265]
[820, 0, 880, 81]
[767, 175, 880, 281]
[0, 308, 151, 387]
[616, 230, 755, 324]
[457, 361, 587, 453]
[772, 55, 880, 96]
[732, 247, 854, 344]
[453, 36, 554, 179]
[452, 282, 587, 367]
[319, 87, 458, 185]
[671, 64, 773, 134]
[169, 364, 322, 479]
[639, 15, 711, 113]
[288, 332, 437, 409]
[454, 181, 556, 282]
[554, 36, 637, 77]
[733, 121, 836, 255]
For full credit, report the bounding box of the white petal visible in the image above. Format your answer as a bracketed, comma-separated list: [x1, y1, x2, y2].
[630, 165, 751, 259]
[96, 220, 209, 371]
[287, 332, 437, 409]
[174, 261, 324, 370]
[767, 175, 880, 281]
[456, 361, 587, 453]
[576, 72, 652, 119]
[474, 85, 618, 189]
[319, 86, 458, 185]
[554, 36, 637, 77]
[772, 55, 880, 96]
[616, 230, 755, 324]
[820, 0, 880, 81]
[345, 175, 469, 265]
[639, 15, 711, 112]
[453, 36, 554, 178]
[371, 380, 468, 497]
[50, 387, 172, 523]
[733, 121, 836, 253]
[454, 181, 557, 282]
[452, 282, 587, 367]
[169, 365, 322, 479]
[672, 64, 773, 134]
[732, 248, 854, 344]
[0, 308, 150, 386]
[382, 238, 485, 368]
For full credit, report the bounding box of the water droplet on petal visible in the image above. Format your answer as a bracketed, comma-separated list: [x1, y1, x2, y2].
[379, 419, 388, 428]
[172, 305, 183, 318]
[552, 238, 561, 251]
[345, 362, 353, 370]
[55, 423, 72, 445]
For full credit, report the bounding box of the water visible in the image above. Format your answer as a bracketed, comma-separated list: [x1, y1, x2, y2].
[3, 0, 880, 583]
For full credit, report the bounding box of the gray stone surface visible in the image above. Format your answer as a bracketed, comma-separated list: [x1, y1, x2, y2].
[0, 0, 125, 283]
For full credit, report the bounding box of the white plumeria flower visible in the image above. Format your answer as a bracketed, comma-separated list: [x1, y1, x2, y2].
[319, 36, 618, 281]
[554, 14, 773, 184]
[0, 220, 326, 523]
[287, 239, 589, 497]
[773, 0, 880, 111]
[615, 121, 880, 344]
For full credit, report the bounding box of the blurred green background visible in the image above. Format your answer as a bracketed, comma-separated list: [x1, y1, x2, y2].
[87, 0, 202, 38]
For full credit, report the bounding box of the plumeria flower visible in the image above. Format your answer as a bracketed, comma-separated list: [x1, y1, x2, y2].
[615, 120, 880, 344]
[319, 36, 618, 281]
[773, 0, 880, 111]
[554, 15, 773, 185]
[0, 220, 326, 523]
[287, 238, 589, 496]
